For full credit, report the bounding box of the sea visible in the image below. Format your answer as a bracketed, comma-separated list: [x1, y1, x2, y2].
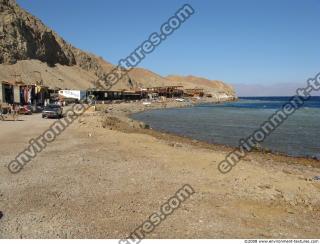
[131, 96, 320, 159]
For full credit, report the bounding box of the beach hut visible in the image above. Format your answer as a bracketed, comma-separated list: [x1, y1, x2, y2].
[146, 86, 184, 98]
[1, 80, 23, 104]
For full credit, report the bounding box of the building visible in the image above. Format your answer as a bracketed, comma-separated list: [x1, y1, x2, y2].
[0, 80, 50, 106]
[0, 80, 24, 104]
[86, 89, 147, 102]
[183, 88, 205, 97]
[18, 84, 50, 106]
[146, 86, 184, 98]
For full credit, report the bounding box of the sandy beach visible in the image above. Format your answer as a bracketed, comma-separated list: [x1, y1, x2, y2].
[0, 100, 320, 239]
[1, 0, 320, 241]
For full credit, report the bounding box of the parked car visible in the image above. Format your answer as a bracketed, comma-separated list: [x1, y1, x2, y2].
[34, 104, 44, 113]
[42, 104, 63, 119]
[19, 105, 32, 115]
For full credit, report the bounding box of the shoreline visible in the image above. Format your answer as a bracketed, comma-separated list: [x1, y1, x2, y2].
[2, 97, 320, 238]
[93, 99, 320, 169]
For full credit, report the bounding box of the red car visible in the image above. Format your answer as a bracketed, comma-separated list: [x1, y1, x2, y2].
[19, 105, 33, 115]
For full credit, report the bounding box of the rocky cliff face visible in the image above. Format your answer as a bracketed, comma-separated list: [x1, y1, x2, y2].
[0, 0, 75, 65]
[0, 0, 236, 97]
[0, 0, 123, 85]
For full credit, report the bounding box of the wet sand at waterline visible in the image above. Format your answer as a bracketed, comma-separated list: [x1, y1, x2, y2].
[0, 100, 320, 238]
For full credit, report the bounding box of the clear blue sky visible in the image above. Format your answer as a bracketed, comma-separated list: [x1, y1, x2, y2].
[17, 0, 320, 89]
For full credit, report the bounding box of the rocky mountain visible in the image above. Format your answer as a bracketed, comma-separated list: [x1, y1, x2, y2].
[0, 0, 235, 97]
[0, 0, 75, 65]
[0, 0, 130, 89]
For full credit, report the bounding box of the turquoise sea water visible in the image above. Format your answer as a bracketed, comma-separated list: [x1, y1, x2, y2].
[131, 97, 320, 159]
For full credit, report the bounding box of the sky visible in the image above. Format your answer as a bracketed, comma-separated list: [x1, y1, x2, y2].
[17, 0, 320, 96]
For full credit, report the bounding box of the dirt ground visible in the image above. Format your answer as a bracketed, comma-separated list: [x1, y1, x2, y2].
[1, 101, 320, 239]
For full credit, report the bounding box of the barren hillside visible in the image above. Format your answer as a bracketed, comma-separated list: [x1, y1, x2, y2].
[0, 0, 235, 96]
